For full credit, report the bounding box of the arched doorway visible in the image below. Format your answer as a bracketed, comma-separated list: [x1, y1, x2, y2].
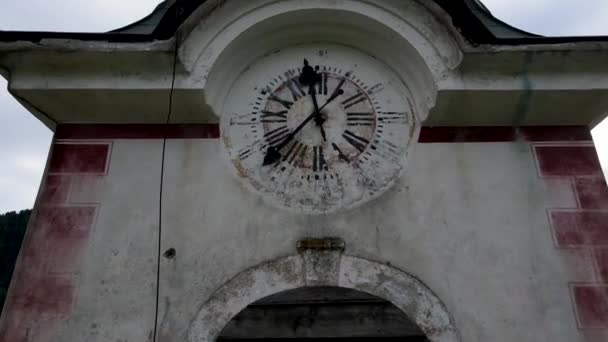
[217, 286, 428, 341]
[187, 253, 459, 342]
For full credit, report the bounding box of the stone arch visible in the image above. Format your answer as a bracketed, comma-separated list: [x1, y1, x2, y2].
[187, 252, 460, 342]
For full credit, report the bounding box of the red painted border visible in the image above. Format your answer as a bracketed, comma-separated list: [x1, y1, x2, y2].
[0, 138, 108, 342]
[55, 124, 592, 142]
[418, 126, 592, 143]
[48, 143, 110, 174]
[55, 124, 220, 140]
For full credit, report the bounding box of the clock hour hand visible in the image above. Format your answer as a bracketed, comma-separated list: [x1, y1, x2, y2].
[300, 59, 327, 141]
[318, 119, 327, 142]
[263, 88, 343, 166]
[309, 87, 327, 142]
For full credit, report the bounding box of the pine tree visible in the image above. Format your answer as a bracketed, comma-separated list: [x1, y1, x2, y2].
[0, 209, 31, 315]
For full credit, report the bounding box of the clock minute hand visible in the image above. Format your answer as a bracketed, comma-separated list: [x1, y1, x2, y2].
[310, 75, 347, 142]
[263, 89, 344, 166]
[309, 86, 327, 142]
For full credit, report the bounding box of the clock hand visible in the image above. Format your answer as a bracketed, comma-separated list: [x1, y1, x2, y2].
[331, 77, 346, 99]
[263, 88, 344, 166]
[309, 86, 327, 142]
[309, 76, 346, 144]
[318, 119, 327, 142]
[300, 59, 327, 141]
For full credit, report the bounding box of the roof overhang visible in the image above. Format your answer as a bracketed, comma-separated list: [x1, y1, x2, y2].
[1, 0, 607, 129]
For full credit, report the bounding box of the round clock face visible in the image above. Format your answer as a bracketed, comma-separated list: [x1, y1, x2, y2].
[221, 45, 416, 214]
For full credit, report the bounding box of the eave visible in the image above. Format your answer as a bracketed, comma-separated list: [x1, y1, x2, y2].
[0, 0, 607, 129]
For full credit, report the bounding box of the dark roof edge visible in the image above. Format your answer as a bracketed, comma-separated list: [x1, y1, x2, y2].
[467, 0, 543, 38]
[0, 31, 165, 44]
[435, 0, 608, 45]
[0, 0, 607, 45]
[0, 0, 188, 44]
[109, 1, 175, 34]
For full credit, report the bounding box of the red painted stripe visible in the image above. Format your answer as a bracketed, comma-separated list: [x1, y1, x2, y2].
[56, 125, 591, 142]
[572, 285, 608, 328]
[519, 126, 592, 142]
[550, 210, 608, 247]
[535, 146, 602, 177]
[418, 126, 592, 143]
[34, 206, 96, 239]
[55, 124, 220, 139]
[8, 273, 75, 317]
[39, 175, 71, 205]
[418, 126, 515, 142]
[25, 206, 97, 274]
[49, 144, 109, 174]
[575, 177, 608, 209]
[597, 248, 608, 282]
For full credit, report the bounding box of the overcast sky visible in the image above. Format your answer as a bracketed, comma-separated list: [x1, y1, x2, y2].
[0, 0, 607, 213]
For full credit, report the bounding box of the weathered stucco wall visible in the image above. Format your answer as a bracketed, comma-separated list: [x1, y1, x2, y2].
[2, 125, 606, 342]
[1, 1, 608, 342]
[0, 139, 163, 342]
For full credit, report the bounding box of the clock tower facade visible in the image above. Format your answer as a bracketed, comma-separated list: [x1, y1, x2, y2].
[1, 1, 608, 341]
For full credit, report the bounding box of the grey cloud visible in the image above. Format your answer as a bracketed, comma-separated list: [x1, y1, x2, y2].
[0, 80, 52, 212]
[482, 0, 608, 36]
[0, 0, 163, 32]
[0, 1, 162, 212]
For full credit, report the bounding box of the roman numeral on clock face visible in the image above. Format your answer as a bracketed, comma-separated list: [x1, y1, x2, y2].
[347, 112, 374, 126]
[264, 125, 290, 146]
[318, 72, 328, 95]
[341, 92, 366, 109]
[369, 138, 401, 162]
[237, 140, 265, 161]
[261, 110, 288, 123]
[313, 146, 328, 172]
[238, 148, 253, 160]
[269, 95, 293, 109]
[287, 79, 306, 101]
[377, 111, 409, 124]
[283, 141, 307, 165]
[343, 130, 370, 153]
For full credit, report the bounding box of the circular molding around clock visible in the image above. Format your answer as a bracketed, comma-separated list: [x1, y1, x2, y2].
[178, 0, 463, 120]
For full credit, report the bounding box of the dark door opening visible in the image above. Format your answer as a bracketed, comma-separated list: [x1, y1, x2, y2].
[216, 286, 429, 341]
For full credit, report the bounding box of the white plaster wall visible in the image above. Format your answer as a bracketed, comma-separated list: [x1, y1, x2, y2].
[156, 139, 583, 342]
[54, 140, 163, 342]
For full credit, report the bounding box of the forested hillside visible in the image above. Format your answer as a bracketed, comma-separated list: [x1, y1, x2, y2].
[0, 210, 30, 314]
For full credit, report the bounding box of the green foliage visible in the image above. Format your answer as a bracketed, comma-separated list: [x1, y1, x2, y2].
[0, 210, 30, 315]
